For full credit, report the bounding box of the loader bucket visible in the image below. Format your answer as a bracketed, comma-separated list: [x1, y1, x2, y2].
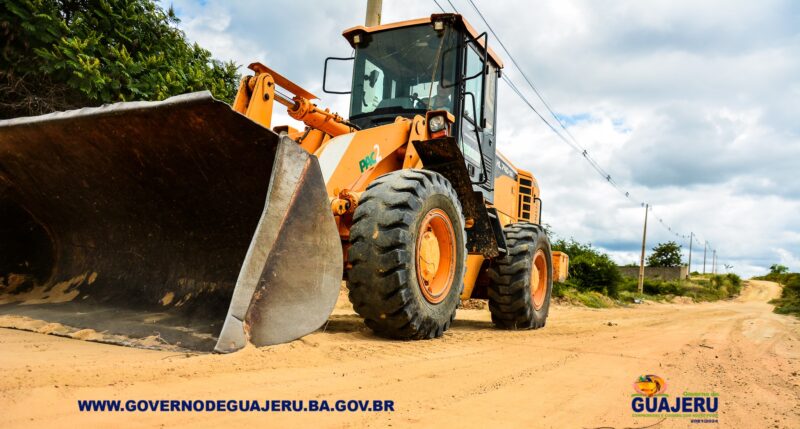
[0, 92, 342, 352]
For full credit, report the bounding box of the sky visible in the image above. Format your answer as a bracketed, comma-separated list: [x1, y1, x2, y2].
[168, 0, 800, 278]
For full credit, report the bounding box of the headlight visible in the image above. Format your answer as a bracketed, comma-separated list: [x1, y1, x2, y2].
[428, 115, 446, 133]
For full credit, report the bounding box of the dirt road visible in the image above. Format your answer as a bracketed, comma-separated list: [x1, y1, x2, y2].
[1, 280, 798, 428]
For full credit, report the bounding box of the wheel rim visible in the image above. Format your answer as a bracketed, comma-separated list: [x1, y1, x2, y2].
[415, 208, 456, 304]
[531, 249, 548, 310]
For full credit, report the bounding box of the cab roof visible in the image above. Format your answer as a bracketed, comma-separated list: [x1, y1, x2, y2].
[342, 13, 505, 69]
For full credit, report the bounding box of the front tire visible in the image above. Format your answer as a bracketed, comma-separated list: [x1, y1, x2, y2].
[347, 170, 467, 339]
[487, 223, 553, 329]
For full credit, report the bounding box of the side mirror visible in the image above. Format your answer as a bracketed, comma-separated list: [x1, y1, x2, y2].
[323, 56, 354, 94]
[439, 46, 458, 89]
[463, 32, 488, 82]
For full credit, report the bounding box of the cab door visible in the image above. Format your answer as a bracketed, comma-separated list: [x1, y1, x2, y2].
[460, 42, 497, 201]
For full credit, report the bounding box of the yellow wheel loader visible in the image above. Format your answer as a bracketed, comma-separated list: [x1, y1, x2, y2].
[0, 13, 567, 352]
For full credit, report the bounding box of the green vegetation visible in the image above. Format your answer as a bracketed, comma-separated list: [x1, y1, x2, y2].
[550, 236, 742, 308]
[769, 264, 789, 275]
[551, 238, 622, 299]
[555, 287, 616, 308]
[755, 269, 800, 317]
[1, 0, 239, 119]
[617, 273, 742, 304]
[646, 241, 683, 267]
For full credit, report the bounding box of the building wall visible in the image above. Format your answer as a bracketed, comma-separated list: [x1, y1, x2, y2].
[617, 266, 689, 281]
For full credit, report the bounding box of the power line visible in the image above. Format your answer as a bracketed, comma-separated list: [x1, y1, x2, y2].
[460, 1, 645, 207]
[464, 0, 582, 149]
[433, 2, 624, 197]
[432, 0, 709, 249]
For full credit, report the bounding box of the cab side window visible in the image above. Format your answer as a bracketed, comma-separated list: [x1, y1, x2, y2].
[463, 44, 483, 123]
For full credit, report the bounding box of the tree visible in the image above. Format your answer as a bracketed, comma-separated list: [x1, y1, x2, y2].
[1, 0, 239, 118]
[646, 241, 682, 267]
[770, 264, 789, 275]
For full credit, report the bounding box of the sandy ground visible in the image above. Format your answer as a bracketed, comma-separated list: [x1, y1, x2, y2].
[1, 280, 798, 428]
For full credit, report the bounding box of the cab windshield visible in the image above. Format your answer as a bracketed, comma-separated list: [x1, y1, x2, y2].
[349, 24, 458, 129]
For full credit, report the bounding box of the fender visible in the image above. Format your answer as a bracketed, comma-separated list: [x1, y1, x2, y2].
[412, 136, 506, 258]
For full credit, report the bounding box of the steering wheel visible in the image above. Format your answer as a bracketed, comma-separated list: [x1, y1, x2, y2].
[409, 93, 427, 109]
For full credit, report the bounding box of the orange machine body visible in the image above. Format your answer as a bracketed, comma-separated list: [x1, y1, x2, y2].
[232, 16, 557, 300]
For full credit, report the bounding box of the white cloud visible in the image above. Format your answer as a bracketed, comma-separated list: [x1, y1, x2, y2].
[169, 0, 800, 278]
[777, 248, 800, 269]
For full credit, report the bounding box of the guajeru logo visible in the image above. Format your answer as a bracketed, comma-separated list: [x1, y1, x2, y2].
[633, 374, 666, 397]
[631, 375, 718, 414]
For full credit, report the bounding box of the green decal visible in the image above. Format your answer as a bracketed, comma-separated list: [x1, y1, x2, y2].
[359, 151, 377, 172]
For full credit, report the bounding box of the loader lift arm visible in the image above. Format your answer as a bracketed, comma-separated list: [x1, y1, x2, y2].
[232, 63, 355, 142]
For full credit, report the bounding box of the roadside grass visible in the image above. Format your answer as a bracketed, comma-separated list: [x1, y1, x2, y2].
[552, 273, 743, 308]
[753, 272, 800, 317]
[556, 286, 617, 308]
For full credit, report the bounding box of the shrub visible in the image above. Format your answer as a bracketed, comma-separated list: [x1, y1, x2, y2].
[552, 238, 622, 298]
[619, 277, 685, 296]
[708, 273, 743, 296]
[758, 272, 800, 317]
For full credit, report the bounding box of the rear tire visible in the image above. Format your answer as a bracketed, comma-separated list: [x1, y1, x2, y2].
[487, 223, 553, 329]
[347, 169, 466, 339]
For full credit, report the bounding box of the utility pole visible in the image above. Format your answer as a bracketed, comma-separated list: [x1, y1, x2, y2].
[687, 232, 693, 278]
[638, 204, 649, 294]
[712, 250, 717, 275]
[365, 0, 383, 26]
[703, 241, 707, 275]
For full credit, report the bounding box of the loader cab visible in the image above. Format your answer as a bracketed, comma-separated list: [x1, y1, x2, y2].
[341, 14, 503, 199]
